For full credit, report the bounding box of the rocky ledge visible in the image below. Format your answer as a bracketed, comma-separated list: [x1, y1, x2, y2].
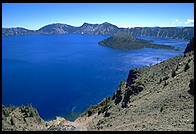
[2, 105, 83, 131]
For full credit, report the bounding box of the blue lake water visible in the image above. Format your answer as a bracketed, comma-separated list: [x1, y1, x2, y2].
[2, 34, 188, 120]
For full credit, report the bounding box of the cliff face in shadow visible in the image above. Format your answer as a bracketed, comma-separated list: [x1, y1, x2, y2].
[184, 37, 194, 53]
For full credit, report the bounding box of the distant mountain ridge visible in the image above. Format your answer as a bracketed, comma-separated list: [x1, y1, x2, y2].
[37, 23, 76, 34]
[2, 27, 36, 36]
[2, 22, 194, 40]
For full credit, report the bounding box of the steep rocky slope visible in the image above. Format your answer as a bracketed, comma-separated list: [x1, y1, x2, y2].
[75, 38, 194, 131]
[2, 105, 46, 131]
[2, 105, 83, 131]
[184, 37, 194, 53]
[2, 22, 194, 41]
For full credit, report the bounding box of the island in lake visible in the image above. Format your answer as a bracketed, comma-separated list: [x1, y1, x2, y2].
[98, 32, 180, 51]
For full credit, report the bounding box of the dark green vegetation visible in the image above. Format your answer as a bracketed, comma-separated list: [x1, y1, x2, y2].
[2, 22, 194, 41]
[171, 69, 176, 78]
[184, 63, 190, 72]
[162, 74, 169, 81]
[98, 32, 180, 50]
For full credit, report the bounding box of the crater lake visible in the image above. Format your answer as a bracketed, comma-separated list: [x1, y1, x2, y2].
[2, 34, 188, 121]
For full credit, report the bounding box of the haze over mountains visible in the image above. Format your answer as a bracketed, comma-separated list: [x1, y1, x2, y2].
[2, 22, 194, 41]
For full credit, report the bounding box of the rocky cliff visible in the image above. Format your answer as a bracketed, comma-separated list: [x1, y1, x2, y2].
[2, 22, 194, 41]
[2, 105, 83, 131]
[2, 105, 46, 131]
[184, 37, 194, 53]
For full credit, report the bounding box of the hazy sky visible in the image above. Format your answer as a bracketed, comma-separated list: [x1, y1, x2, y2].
[2, 3, 194, 30]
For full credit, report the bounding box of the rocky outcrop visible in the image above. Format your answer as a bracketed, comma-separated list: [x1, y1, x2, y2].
[114, 88, 123, 105]
[2, 105, 84, 131]
[126, 70, 138, 87]
[184, 37, 194, 53]
[43, 116, 79, 131]
[121, 70, 144, 108]
[188, 79, 194, 96]
[2, 105, 46, 131]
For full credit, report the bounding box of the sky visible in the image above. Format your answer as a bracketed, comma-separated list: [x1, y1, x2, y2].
[2, 3, 194, 30]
